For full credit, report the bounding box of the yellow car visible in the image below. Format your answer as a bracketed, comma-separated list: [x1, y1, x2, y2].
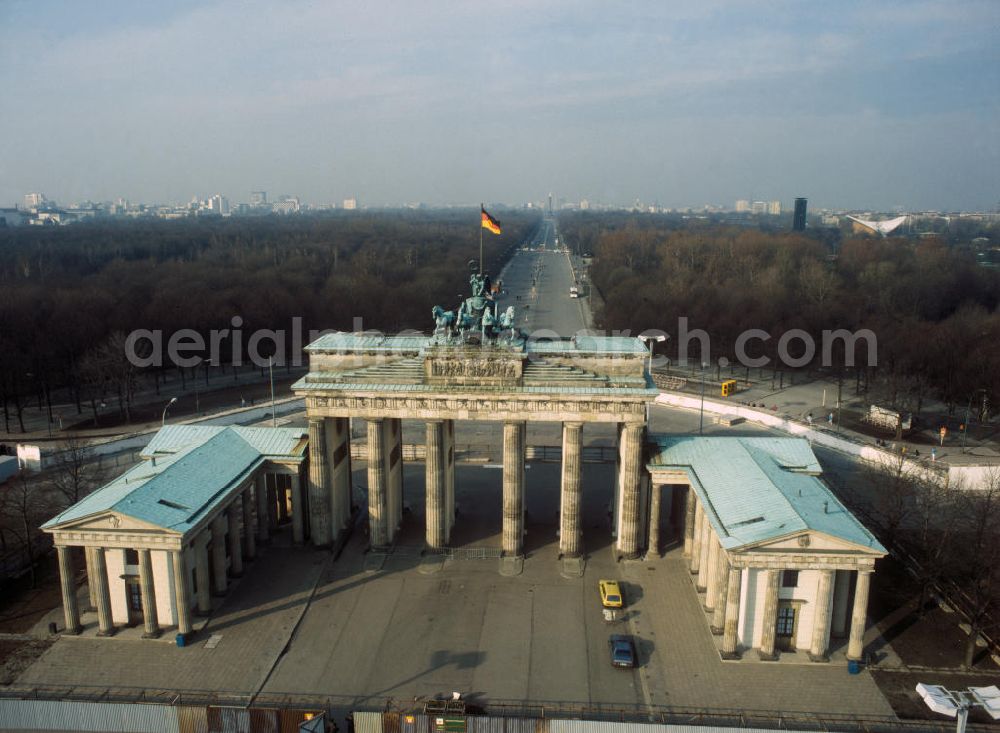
[599, 580, 624, 608]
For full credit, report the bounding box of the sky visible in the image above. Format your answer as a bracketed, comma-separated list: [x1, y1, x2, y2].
[1, 0, 997, 212]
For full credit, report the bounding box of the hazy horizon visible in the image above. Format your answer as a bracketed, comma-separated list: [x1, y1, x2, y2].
[1, 0, 997, 212]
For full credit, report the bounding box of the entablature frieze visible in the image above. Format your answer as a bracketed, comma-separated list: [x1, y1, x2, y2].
[304, 394, 647, 424]
[726, 551, 877, 573]
[51, 530, 183, 552]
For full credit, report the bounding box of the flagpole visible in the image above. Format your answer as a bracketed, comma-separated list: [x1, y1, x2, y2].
[479, 203, 484, 274]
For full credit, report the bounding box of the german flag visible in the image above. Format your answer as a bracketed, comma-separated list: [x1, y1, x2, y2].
[481, 206, 501, 235]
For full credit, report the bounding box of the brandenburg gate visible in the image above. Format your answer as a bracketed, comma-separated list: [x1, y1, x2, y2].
[293, 272, 657, 566]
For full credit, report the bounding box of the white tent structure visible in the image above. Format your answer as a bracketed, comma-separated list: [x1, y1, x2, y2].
[847, 214, 908, 236]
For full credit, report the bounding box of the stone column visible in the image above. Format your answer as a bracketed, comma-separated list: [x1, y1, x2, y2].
[57, 546, 82, 635]
[85, 546, 99, 611]
[690, 499, 703, 574]
[137, 548, 160, 638]
[809, 569, 835, 662]
[559, 422, 583, 558]
[425, 420, 446, 549]
[367, 419, 388, 548]
[386, 418, 404, 543]
[256, 473, 270, 543]
[611, 422, 622, 539]
[711, 552, 729, 635]
[502, 421, 526, 557]
[194, 534, 211, 614]
[847, 569, 872, 661]
[443, 420, 456, 541]
[646, 482, 661, 560]
[242, 485, 256, 560]
[290, 472, 305, 544]
[329, 417, 353, 538]
[227, 503, 243, 577]
[721, 564, 742, 658]
[211, 514, 228, 595]
[617, 423, 644, 559]
[758, 568, 780, 660]
[308, 417, 331, 546]
[91, 547, 115, 637]
[267, 478, 279, 531]
[697, 510, 711, 591]
[683, 487, 696, 557]
[705, 533, 721, 610]
[172, 550, 193, 637]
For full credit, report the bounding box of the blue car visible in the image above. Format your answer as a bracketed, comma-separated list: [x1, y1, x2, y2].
[609, 634, 637, 668]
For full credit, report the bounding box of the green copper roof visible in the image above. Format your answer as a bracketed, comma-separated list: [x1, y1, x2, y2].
[528, 335, 648, 355]
[293, 377, 655, 397]
[647, 436, 885, 554]
[303, 331, 649, 356]
[306, 333, 428, 352]
[142, 425, 307, 458]
[43, 426, 306, 538]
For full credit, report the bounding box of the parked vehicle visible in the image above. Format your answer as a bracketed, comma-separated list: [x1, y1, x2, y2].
[609, 634, 637, 668]
[599, 579, 624, 608]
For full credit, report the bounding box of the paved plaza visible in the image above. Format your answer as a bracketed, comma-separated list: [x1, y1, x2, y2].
[16, 459, 894, 718]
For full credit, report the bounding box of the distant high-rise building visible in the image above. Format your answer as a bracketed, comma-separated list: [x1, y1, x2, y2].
[793, 198, 807, 231]
[250, 190, 267, 207]
[548, 193, 553, 214]
[273, 196, 300, 214]
[751, 200, 768, 215]
[735, 199, 750, 213]
[767, 200, 781, 215]
[579, 199, 590, 211]
[343, 197, 357, 210]
[208, 194, 230, 215]
[23, 192, 47, 209]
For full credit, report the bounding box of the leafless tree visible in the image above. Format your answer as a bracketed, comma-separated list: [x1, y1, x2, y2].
[0, 472, 54, 587]
[48, 435, 105, 508]
[951, 469, 1000, 669]
[865, 452, 919, 549]
[906, 475, 961, 618]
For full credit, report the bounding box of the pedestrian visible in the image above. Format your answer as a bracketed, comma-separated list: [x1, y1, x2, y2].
[806, 413, 813, 426]
[828, 412, 834, 425]
[931, 447, 937, 462]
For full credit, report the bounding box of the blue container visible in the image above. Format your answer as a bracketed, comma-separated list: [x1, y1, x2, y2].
[175, 633, 187, 648]
[847, 659, 860, 674]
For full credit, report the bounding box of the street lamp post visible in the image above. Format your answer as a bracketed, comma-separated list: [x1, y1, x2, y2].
[916, 683, 1000, 733]
[699, 362, 709, 434]
[639, 334, 667, 376]
[161, 397, 178, 427]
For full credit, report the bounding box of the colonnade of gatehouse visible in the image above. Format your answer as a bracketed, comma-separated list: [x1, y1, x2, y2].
[305, 413, 648, 561]
[53, 466, 303, 640]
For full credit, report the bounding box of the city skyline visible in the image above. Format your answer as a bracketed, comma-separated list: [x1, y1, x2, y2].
[1, 1, 997, 211]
